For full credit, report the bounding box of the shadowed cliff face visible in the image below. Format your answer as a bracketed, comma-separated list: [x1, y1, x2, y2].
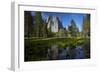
[46, 16, 63, 32]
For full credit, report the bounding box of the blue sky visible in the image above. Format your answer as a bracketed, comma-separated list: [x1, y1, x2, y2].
[31, 11, 86, 32]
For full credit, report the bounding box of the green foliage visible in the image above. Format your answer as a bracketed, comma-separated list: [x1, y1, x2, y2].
[34, 12, 43, 37]
[41, 23, 48, 38]
[58, 29, 66, 38]
[68, 19, 79, 37]
[24, 11, 34, 37]
[82, 14, 90, 37]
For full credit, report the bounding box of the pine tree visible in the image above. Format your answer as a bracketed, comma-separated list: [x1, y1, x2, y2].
[34, 12, 43, 37]
[68, 19, 79, 37]
[82, 14, 90, 37]
[24, 11, 33, 37]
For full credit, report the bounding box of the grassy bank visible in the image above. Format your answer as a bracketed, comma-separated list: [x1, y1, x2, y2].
[25, 37, 90, 48]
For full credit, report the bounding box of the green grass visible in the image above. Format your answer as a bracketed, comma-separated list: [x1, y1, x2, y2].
[25, 38, 89, 48]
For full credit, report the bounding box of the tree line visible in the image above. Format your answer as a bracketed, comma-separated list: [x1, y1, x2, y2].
[24, 11, 90, 38]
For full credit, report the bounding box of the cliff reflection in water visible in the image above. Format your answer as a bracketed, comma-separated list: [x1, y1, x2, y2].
[46, 45, 85, 60]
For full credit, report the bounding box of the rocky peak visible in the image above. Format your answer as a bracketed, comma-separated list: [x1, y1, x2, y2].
[46, 16, 63, 32]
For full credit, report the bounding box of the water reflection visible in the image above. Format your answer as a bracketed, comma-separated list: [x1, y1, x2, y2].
[74, 46, 84, 59]
[47, 45, 58, 60]
[46, 45, 85, 60]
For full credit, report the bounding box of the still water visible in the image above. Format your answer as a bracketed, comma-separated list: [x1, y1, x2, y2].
[25, 44, 90, 61]
[46, 45, 85, 60]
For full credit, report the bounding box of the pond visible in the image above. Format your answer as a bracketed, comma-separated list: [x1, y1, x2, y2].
[46, 45, 85, 60]
[24, 38, 90, 61]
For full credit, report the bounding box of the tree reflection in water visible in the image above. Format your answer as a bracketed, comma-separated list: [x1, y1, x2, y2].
[46, 45, 85, 60]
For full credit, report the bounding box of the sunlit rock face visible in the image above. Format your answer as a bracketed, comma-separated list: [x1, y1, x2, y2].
[46, 16, 63, 32]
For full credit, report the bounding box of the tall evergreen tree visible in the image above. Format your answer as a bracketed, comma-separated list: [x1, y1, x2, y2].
[41, 21, 48, 38]
[24, 11, 33, 37]
[68, 19, 79, 37]
[82, 14, 90, 37]
[34, 12, 43, 37]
